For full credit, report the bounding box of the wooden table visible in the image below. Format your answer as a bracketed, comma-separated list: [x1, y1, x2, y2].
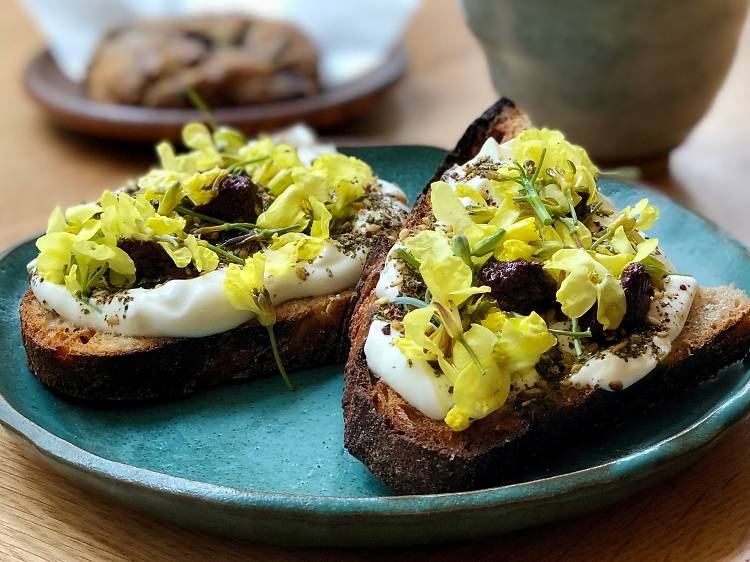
[0, 1, 749, 560]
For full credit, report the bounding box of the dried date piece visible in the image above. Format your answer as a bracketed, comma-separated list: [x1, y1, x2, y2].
[117, 239, 192, 286]
[477, 258, 557, 314]
[193, 174, 258, 224]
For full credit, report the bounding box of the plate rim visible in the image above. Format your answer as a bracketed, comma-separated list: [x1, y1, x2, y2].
[1, 165, 750, 518]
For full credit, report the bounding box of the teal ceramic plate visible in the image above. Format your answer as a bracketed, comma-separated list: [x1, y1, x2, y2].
[0, 146, 749, 547]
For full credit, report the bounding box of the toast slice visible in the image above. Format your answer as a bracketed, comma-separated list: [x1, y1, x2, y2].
[343, 99, 750, 495]
[21, 289, 353, 401]
[20, 123, 407, 401]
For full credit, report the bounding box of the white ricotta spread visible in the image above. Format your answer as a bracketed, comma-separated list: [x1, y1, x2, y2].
[374, 247, 403, 302]
[365, 319, 453, 420]
[569, 274, 697, 390]
[31, 243, 365, 338]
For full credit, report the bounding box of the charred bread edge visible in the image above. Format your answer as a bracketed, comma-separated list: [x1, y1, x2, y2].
[342, 99, 750, 494]
[21, 288, 355, 403]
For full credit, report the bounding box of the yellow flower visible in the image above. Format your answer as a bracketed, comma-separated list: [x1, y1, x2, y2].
[454, 183, 486, 205]
[606, 198, 660, 236]
[395, 249, 491, 365]
[99, 191, 155, 239]
[631, 198, 660, 230]
[181, 168, 228, 206]
[145, 215, 186, 236]
[403, 230, 453, 264]
[158, 242, 192, 268]
[494, 312, 557, 373]
[256, 186, 331, 246]
[431, 181, 494, 245]
[237, 140, 302, 193]
[443, 324, 510, 431]
[492, 216, 540, 261]
[257, 185, 310, 231]
[309, 196, 332, 240]
[397, 305, 445, 361]
[223, 250, 293, 389]
[136, 122, 231, 206]
[311, 153, 372, 218]
[35, 232, 76, 284]
[269, 232, 325, 266]
[65, 203, 102, 227]
[420, 256, 490, 307]
[544, 248, 626, 329]
[223, 253, 275, 326]
[510, 128, 599, 204]
[45, 207, 67, 234]
[184, 235, 218, 272]
[212, 126, 246, 153]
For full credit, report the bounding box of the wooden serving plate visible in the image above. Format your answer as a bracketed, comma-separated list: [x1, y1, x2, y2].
[23, 47, 407, 142]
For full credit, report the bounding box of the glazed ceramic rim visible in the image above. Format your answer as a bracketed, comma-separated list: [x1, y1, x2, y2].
[1, 171, 749, 518]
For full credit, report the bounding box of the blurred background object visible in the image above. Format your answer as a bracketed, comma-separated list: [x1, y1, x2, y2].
[462, 0, 749, 163]
[86, 15, 322, 107]
[21, 0, 418, 140]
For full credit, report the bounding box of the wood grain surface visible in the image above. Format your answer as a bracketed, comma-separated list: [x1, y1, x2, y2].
[1, 0, 749, 560]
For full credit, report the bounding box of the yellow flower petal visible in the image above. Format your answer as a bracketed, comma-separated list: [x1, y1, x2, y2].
[596, 273, 626, 329]
[634, 238, 659, 262]
[158, 242, 192, 269]
[431, 181, 476, 237]
[145, 215, 186, 236]
[556, 268, 599, 319]
[403, 230, 452, 264]
[444, 324, 510, 431]
[397, 305, 442, 361]
[65, 203, 102, 226]
[610, 226, 634, 254]
[256, 185, 309, 231]
[184, 235, 219, 272]
[633, 198, 660, 230]
[309, 196, 331, 240]
[495, 312, 557, 373]
[420, 256, 489, 307]
[46, 207, 66, 234]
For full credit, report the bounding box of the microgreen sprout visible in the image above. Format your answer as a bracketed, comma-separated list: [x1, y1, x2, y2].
[199, 241, 245, 265]
[471, 228, 506, 256]
[570, 317, 586, 358]
[393, 296, 430, 309]
[175, 205, 225, 225]
[185, 87, 218, 131]
[395, 247, 421, 271]
[255, 288, 294, 391]
[75, 294, 102, 314]
[500, 149, 554, 226]
[589, 228, 615, 250]
[451, 234, 473, 269]
[227, 155, 269, 174]
[194, 222, 258, 235]
[222, 224, 300, 247]
[599, 166, 641, 180]
[434, 302, 486, 376]
[549, 327, 592, 338]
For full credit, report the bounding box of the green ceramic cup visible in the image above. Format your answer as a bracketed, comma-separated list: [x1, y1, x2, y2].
[461, 0, 748, 162]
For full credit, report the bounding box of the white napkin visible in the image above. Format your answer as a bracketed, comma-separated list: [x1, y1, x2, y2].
[20, 0, 420, 87]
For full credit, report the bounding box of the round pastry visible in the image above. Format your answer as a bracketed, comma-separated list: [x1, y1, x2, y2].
[86, 15, 321, 107]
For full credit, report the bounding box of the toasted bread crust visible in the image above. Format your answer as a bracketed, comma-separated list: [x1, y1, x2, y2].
[21, 288, 354, 401]
[342, 99, 750, 495]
